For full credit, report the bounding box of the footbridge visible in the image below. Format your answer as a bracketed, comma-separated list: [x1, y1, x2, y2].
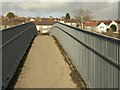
[1, 22, 120, 89]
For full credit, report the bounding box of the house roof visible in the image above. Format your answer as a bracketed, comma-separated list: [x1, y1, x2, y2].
[64, 19, 77, 23]
[1, 16, 28, 25]
[84, 21, 99, 26]
[33, 18, 77, 25]
[114, 20, 120, 24]
[97, 20, 120, 26]
[33, 18, 55, 25]
[84, 20, 120, 27]
[97, 20, 112, 25]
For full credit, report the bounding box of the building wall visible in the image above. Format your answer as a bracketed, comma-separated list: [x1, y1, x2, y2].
[84, 26, 92, 31]
[36, 25, 52, 31]
[97, 22, 107, 33]
[108, 21, 118, 32]
[60, 21, 64, 23]
[72, 23, 76, 27]
[65, 22, 71, 26]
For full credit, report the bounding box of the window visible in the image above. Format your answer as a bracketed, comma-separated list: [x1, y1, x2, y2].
[100, 26, 104, 29]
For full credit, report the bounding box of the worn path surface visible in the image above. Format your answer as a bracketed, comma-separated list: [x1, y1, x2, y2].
[15, 35, 78, 88]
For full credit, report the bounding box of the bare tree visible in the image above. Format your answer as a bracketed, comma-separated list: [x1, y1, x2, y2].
[73, 9, 93, 28]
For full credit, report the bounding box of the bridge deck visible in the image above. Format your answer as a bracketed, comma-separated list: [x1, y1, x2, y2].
[15, 35, 79, 88]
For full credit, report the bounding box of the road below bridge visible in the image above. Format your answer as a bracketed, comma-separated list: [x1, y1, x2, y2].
[15, 35, 82, 88]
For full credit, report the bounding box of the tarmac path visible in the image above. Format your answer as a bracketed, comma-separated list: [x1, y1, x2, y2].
[15, 35, 78, 88]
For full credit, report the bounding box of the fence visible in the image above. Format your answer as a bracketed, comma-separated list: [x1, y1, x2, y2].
[1, 22, 37, 88]
[50, 22, 120, 88]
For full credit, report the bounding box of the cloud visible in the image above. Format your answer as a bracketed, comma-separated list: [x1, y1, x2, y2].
[1, 2, 119, 19]
[2, 2, 73, 17]
[1, 0, 120, 2]
[93, 2, 118, 19]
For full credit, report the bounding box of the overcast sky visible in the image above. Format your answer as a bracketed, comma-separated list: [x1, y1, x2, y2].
[0, 0, 120, 20]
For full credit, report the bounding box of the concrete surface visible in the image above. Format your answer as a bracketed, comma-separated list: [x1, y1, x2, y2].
[15, 35, 78, 88]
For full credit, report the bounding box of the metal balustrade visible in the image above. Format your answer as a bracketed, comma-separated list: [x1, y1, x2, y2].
[50, 22, 120, 88]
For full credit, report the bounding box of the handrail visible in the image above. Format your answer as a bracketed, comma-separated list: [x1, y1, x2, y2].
[0, 26, 33, 48]
[1, 22, 33, 32]
[55, 22, 120, 43]
[52, 26, 120, 69]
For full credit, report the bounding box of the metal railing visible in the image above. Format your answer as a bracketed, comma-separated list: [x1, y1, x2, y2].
[2, 22, 37, 88]
[50, 22, 120, 88]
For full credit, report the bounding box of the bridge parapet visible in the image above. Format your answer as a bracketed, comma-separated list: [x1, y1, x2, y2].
[50, 22, 120, 88]
[1, 22, 37, 88]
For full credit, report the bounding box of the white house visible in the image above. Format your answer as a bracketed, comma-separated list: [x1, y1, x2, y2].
[64, 19, 76, 27]
[97, 22, 107, 33]
[59, 20, 64, 23]
[36, 24, 52, 34]
[108, 20, 118, 32]
[29, 18, 35, 22]
[32, 18, 54, 34]
[84, 21, 99, 31]
[97, 20, 119, 33]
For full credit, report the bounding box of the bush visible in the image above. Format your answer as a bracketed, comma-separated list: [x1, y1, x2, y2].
[106, 28, 113, 36]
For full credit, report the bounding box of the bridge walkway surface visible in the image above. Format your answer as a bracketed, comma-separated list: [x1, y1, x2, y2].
[14, 35, 82, 88]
